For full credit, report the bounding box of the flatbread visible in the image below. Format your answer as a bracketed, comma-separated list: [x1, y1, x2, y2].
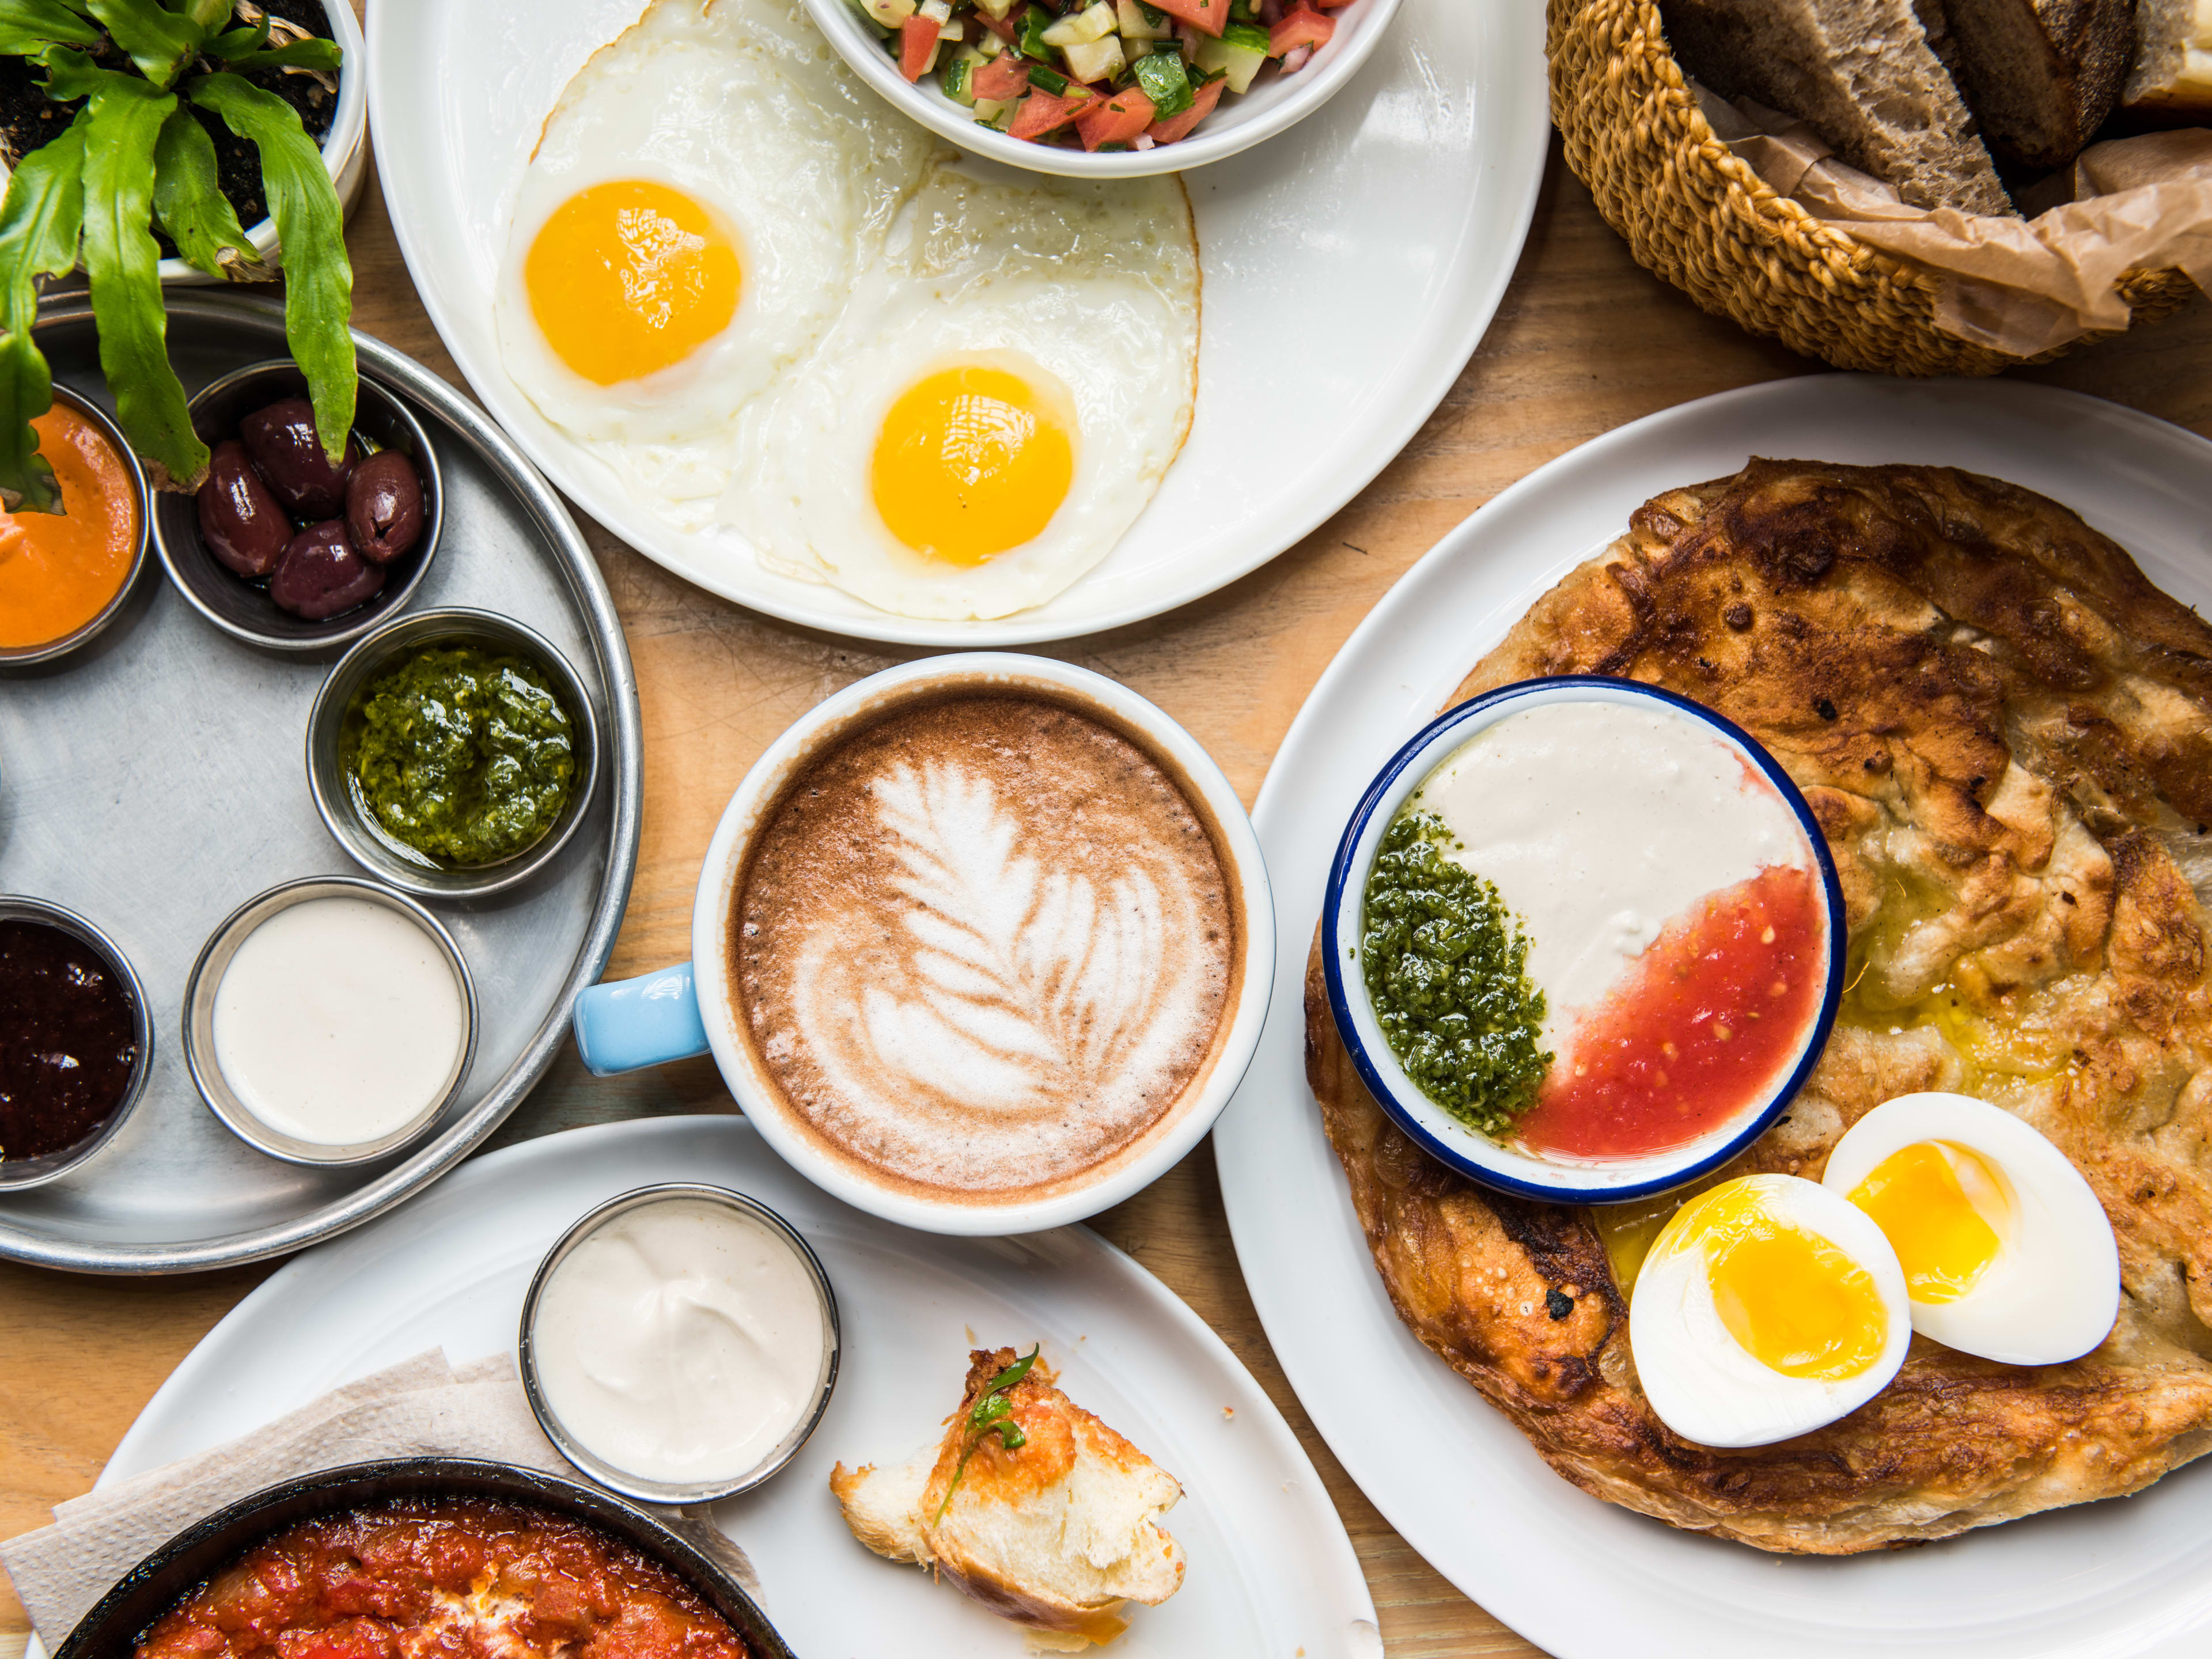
[1307, 459, 2212, 1552]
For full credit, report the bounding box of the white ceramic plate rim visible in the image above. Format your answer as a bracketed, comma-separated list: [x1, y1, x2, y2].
[84, 1116, 1378, 1657]
[362, 0, 1547, 646]
[1214, 373, 2212, 1659]
[798, 0, 1404, 179]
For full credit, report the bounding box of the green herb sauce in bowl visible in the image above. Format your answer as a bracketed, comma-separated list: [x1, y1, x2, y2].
[343, 645, 577, 868]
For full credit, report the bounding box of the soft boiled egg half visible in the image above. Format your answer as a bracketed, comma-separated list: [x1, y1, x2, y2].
[1631, 1174, 1911, 1448]
[1823, 1092, 2120, 1366]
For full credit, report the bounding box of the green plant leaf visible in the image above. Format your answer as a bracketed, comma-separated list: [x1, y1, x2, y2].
[37, 41, 101, 97]
[84, 0, 209, 88]
[0, 0, 103, 55]
[188, 71, 352, 461]
[204, 16, 267, 56]
[0, 121, 86, 512]
[176, 0, 233, 31]
[79, 70, 207, 487]
[152, 103, 266, 279]
[214, 37, 341, 73]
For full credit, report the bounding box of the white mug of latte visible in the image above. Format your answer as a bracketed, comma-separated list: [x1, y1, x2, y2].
[571, 654, 1275, 1234]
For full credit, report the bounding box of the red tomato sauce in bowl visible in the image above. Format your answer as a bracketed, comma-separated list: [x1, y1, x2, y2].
[1514, 863, 1825, 1160]
[132, 1499, 753, 1659]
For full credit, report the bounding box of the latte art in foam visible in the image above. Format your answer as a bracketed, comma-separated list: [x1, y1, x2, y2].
[735, 696, 1233, 1199]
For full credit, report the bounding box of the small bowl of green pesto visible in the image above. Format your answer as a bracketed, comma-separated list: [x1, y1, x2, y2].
[307, 608, 601, 900]
[1321, 677, 1844, 1207]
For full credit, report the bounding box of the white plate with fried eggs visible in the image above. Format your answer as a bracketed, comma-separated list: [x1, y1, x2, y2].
[365, 0, 1546, 643]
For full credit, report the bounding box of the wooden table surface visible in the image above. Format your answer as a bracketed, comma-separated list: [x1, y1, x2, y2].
[6, 128, 2211, 1659]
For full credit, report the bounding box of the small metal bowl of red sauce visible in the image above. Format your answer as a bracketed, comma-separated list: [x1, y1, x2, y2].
[0, 895, 154, 1190]
[1323, 676, 1846, 1205]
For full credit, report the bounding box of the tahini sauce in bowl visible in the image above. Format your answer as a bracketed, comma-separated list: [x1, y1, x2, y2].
[521, 1185, 839, 1503]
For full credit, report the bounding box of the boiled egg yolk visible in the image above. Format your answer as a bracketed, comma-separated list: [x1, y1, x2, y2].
[526, 180, 741, 386]
[1847, 1140, 2008, 1304]
[870, 365, 1074, 566]
[1691, 1185, 1889, 1381]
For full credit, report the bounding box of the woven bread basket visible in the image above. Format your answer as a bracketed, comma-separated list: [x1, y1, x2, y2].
[1547, 0, 2200, 375]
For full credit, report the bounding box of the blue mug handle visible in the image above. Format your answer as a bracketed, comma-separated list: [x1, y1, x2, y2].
[571, 963, 711, 1076]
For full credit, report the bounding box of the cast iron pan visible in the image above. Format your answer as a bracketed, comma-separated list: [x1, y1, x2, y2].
[52, 1457, 795, 1659]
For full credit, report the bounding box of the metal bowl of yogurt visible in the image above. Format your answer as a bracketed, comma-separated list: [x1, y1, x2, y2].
[1323, 676, 1847, 1205]
[517, 1183, 841, 1505]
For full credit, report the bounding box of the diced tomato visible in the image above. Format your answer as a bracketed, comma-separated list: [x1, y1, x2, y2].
[1145, 74, 1223, 142]
[1268, 6, 1333, 54]
[1007, 85, 1095, 139]
[1147, 0, 1226, 37]
[1077, 87, 1157, 149]
[976, 8, 1020, 38]
[970, 55, 1031, 99]
[899, 14, 940, 80]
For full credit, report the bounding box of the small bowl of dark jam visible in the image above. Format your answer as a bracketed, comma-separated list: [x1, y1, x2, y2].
[306, 608, 601, 901]
[151, 359, 442, 654]
[0, 896, 153, 1190]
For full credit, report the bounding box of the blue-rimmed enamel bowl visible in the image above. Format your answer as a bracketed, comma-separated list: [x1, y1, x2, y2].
[1320, 676, 1846, 1205]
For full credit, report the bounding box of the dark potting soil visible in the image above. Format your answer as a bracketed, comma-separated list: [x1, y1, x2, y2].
[0, 0, 339, 263]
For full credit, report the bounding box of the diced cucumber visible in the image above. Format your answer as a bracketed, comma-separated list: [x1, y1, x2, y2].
[975, 0, 1017, 15]
[1194, 20, 1267, 93]
[973, 96, 1015, 128]
[919, 0, 952, 20]
[976, 30, 1006, 55]
[847, 0, 893, 33]
[1062, 31, 1124, 82]
[942, 44, 989, 101]
[1017, 5, 1056, 59]
[1042, 1, 1115, 46]
[1115, 0, 1171, 39]
[1131, 46, 1194, 116]
[862, 0, 916, 25]
[1026, 60, 1071, 93]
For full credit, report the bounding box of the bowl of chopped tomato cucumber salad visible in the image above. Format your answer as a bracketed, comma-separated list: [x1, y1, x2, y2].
[802, 0, 1404, 175]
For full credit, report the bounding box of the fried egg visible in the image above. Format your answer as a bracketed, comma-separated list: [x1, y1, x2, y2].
[494, 0, 1199, 619]
[731, 160, 1198, 620]
[1630, 1174, 1910, 1448]
[1823, 1092, 2121, 1366]
[493, 0, 934, 518]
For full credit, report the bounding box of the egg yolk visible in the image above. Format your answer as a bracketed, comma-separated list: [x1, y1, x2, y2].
[870, 365, 1074, 566]
[1848, 1141, 2007, 1305]
[1681, 1184, 1889, 1381]
[525, 180, 740, 385]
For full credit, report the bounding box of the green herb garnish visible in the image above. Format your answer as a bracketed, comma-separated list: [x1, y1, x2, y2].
[1361, 810, 1551, 1136]
[934, 1347, 1039, 1523]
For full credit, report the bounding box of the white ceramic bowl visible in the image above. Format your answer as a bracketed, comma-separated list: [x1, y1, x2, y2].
[1320, 676, 1847, 1205]
[161, 0, 369, 285]
[798, 0, 1404, 177]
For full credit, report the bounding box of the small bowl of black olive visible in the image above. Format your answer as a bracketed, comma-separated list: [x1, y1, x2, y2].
[153, 359, 442, 652]
[305, 607, 603, 902]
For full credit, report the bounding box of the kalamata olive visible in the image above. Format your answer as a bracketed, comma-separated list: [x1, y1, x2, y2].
[196, 439, 293, 577]
[344, 450, 425, 565]
[270, 520, 384, 620]
[240, 397, 361, 518]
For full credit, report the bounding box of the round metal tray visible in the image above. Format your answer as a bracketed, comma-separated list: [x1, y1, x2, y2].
[0, 291, 642, 1274]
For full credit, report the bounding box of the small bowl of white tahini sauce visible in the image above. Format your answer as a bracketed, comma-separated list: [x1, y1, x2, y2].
[518, 1183, 840, 1504]
[183, 876, 477, 1164]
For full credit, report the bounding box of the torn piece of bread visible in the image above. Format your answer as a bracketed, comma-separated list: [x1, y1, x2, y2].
[1941, 0, 2137, 166]
[831, 1347, 1185, 1650]
[1662, 0, 2017, 215]
[2127, 0, 2212, 114]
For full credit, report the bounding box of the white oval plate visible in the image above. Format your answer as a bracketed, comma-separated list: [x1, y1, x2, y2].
[362, 0, 1546, 646]
[1213, 375, 2212, 1659]
[91, 1116, 1377, 1658]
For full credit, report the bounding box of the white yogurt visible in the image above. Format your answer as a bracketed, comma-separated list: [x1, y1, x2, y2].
[531, 1196, 828, 1488]
[211, 896, 465, 1146]
[1414, 700, 1810, 1050]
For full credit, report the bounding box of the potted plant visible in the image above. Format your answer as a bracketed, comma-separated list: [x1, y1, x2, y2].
[0, 0, 358, 514]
